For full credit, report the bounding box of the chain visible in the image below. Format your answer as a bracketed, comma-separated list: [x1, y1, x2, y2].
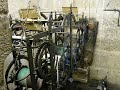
[19, 0, 32, 50]
[22, 0, 31, 36]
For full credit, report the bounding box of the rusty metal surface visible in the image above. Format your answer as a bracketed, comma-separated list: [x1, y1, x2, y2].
[26, 40, 37, 90]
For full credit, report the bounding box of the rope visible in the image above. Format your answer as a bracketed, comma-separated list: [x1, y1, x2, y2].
[17, 0, 32, 55]
[89, 0, 90, 20]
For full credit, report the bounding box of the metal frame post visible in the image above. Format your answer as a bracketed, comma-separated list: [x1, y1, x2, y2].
[48, 12, 55, 89]
[26, 39, 37, 90]
[70, 3, 73, 77]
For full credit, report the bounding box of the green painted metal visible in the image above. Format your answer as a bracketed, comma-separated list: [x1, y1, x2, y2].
[17, 67, 30, 86]
[56, 46, 64, 56]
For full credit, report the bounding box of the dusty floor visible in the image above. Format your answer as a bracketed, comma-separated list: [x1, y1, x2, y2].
[40, 81, 97, 90]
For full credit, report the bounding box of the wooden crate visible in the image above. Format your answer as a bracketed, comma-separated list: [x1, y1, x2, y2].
[19, 9, 42, 31]
[19, 9, 40, 19]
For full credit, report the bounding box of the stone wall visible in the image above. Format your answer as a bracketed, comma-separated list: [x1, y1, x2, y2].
[0, 0, 11, 89]
[90, 0, 120, 89]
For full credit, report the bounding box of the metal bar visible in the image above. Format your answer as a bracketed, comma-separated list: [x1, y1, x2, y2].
[27, 27, 62, 41]
[51, 27, 62, 33]
[31, 31, 49, 40]
[118, 12, 120, 26]
[64, 25, 78, 28]
[104, 9, 120, 11]
[70, 4, 73, 76]
[56, 32, 69, 34]
[12, 36, 26, 40]
[40, 11, 63, 14]
[104, 9, 120, 26]
[52, 21, 63, 23]
[48, 12, 55, 90]
[55, 12, 57, 20]
[26, 39, 37, 90]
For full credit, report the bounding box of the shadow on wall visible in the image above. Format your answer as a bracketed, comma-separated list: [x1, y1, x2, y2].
[85, 18, 99, 66]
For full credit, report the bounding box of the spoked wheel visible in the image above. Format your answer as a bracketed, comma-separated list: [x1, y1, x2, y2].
[73, 29, 83, 67]
[35, 42, 57, 90]
[5, 55, 28, 90]
[35, 42, 54, 81]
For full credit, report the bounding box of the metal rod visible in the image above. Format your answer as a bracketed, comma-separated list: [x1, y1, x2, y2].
[12, 36, 26, 40]
[70, 3, 73, 77]
[55, 11, 57, 20]
[26, 39, 37, 90]
[48, 12, 55, 89]
[104, 9, 120, 26]
[118, 12, 120, 26]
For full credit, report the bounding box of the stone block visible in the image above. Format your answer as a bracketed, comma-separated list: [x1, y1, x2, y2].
[0, 0, 8, 14]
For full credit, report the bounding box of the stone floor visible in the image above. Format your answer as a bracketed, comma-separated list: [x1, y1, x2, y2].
[40, 81, 97, 90]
